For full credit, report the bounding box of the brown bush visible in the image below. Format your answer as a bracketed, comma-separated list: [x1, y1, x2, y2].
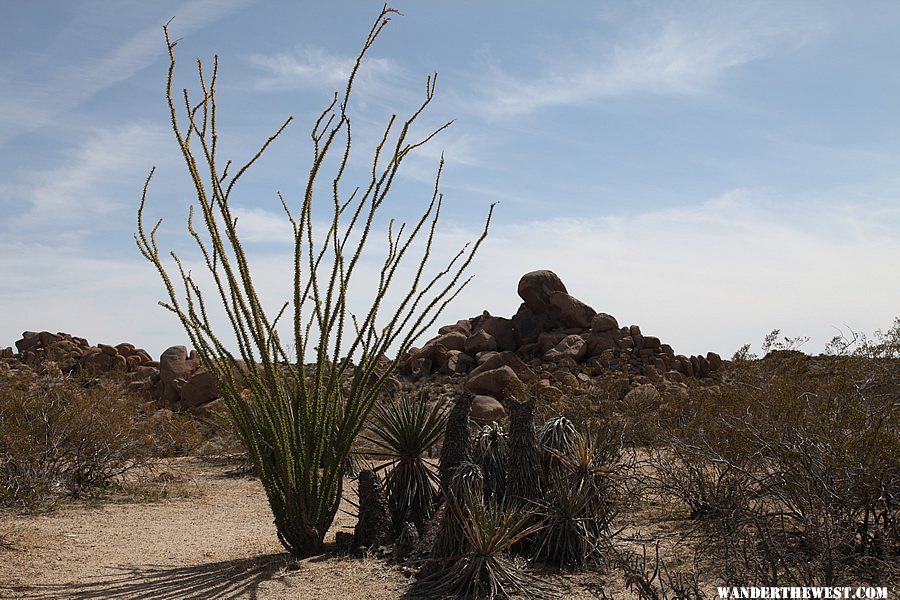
[0, 365, 201, 509]
[652, 351, 900, 585]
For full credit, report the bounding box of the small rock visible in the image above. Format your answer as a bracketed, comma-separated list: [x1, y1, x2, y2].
[469, 351, 530, 379]
[464, 330, 497, 356]
[179, 369, 220, 409]
[442, 350, 474, 375]
[115, 343, 136, 357]
[477, 314, 517, 352]
[470, 395, 507, 423]
[98, 343, 118, 357]
[434, 331, 467, 353]
[544, 334, 587, 362]
[642, 336, 661, 350]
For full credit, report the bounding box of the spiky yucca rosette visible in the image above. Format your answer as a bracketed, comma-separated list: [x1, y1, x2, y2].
[531, 427, 624, 567]
[537, 416, 577, 482]
[364, 393, 446, 533]
[413, 502, 555, 600]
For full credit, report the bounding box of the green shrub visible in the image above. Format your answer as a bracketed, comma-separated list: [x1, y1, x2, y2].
[136, 6, 491, 556]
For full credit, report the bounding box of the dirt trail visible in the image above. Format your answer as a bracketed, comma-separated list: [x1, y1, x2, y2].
[0, 458, 409, 599]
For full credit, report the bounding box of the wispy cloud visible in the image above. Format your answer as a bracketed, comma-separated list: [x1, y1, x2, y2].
[6, 123, 170, 232]
[0, 0, 253, 145]
[249, 46, 399, 92]
[231, 206, 294, 243]
[472, 3, 827, 117]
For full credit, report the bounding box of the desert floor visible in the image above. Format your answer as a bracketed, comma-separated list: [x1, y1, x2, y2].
[0, 457, 663, 599]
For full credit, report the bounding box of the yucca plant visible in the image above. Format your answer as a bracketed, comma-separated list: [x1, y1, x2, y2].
[440, 391, 473, 492]
[505, 397, 542, 507]
[530, 426, 625, 569]
[473, 423, 508, 503]
[552, 428, 624, 528]
[364, 392, 446, 533]
[432, 461, 485, 561]
[537, 416, 577, 482]
[136, 6, 492, 556]
[530, 476, 607, 568]
[352, 468, 391, 550]
[413, 502, 555, 600]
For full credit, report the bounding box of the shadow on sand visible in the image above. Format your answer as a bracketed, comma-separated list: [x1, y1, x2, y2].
[12, 553, 297, 599]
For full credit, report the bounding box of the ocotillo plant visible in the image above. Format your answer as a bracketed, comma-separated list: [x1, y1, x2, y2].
[136, 5, 493, 556]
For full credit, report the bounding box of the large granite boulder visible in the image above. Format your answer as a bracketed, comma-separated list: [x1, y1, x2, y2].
[517, 270, 567, 314]
[465, 365, 525, 399]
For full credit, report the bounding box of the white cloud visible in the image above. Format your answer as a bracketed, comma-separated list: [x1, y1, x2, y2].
[6, 187, 897, 360]
[0, 0, 253, 144]
[473, 3, 827, 117]
[0, 240, 185, 356]
[231, 206, 294, 242]
[449, 190, 900, 357]
[249, 46, 399, 92]
[8, 123, 170, 230]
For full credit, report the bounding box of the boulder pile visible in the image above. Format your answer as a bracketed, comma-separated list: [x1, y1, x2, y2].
[9, 331, 157, 377]
[401, 269, 722, 420]
[2, 332, 222, 413]
[2, 270, 724, 420]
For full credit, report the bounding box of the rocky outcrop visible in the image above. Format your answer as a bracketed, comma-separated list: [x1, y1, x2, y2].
[6, 331, 226, 413]
[12, 331, 157, 377]
[400, 269, 723, 420]
[6, 269, 724, 421]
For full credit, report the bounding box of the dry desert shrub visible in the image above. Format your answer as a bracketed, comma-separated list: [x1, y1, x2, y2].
[650, 350, 900, 585]
[0, 366, 170, 509]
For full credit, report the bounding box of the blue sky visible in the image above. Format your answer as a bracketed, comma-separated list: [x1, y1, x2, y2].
[2, 1, 899, 359]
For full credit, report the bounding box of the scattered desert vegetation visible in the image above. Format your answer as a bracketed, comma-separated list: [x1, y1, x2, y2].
[3, 329, 898, 598]
[2, 4, 898, 599]
[0, 364, 219, 511]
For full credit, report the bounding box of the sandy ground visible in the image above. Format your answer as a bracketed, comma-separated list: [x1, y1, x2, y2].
[0, 457, 653, 599]
[0, 458, 414, 599]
